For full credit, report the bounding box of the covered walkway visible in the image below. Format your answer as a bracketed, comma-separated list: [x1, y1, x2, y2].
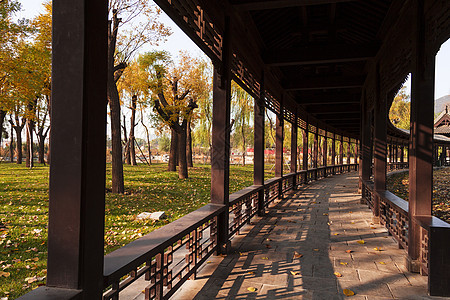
[172, 172, 437, 300]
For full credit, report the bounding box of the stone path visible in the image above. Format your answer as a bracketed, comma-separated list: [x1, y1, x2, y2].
[170, 172, 445, 300]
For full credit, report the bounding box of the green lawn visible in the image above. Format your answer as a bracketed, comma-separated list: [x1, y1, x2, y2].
[387, 168, 450, 223]
[0, 162, 274, 299]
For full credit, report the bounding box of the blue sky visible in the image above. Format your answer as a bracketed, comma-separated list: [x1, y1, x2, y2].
[17, 0, 450, 99]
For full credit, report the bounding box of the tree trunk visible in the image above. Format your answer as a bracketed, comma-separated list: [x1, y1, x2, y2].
[140, 112, 152, 164]
[26, 119, 34, 168]
[108, 10, 124, 193]
[123, 115, 130, 165]
[9, 125, 14, 162]
[178, 125, 188, 179]
[0, 110, 5, 149]
[15, 126, 22, 164]
[129, 95, 137, 166]
[38, 135, 45, 164]
[187, 120, 193, 167]
[168, 128, 178, 171]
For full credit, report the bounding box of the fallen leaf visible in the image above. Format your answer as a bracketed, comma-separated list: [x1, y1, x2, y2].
[293, 251, 303, 259]
[334, 272, 342, 277]
[357, 240, 365, 244]
[207, 261, 211, 264]
[247, 287, 257, 292]
[323, 213, 328, 216]
[290, 271, 300, 276]
[334, 233, 339, 236]
[345, 250, 353, 253]
[248, 271, 255, 274]
[349, 211, 353, 214]
[313, 248, 319, 251]
[262, 257, 268, 260]
[265, 244, 271, 249]
[379, 262, 386, 265]
[343, 288, 355, 296]
[373, 247, 382, 251]
[0, 271, 10, 277]
[340, 262, 348, 266]
[370, 226, 377, 229]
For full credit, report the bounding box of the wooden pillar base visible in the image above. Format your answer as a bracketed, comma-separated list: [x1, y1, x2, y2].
[406, 256, 421, 273]
[372, 216, 380, 224]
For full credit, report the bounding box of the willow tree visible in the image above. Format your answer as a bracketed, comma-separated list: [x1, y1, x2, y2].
[231, 82, 254, 166]
[108, 0, 171, 193]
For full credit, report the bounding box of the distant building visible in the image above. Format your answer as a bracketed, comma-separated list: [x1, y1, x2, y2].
[434, 106, 450, 137]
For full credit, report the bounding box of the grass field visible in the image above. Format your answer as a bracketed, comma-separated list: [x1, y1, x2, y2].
[0, 162, 274, 299]
[387, 168, 450, 223]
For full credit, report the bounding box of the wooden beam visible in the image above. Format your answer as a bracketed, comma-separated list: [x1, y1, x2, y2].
[284, 75, 365, 91]
[265, 44, 378, 66]
[231, 0, 356, 11]
[305, 103, 360, 114]
[296, 93, 360, 105]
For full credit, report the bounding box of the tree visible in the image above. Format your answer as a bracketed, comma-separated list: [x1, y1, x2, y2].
[107, 1, 171, 193]
[389, 86, 410, 130]
[0, 0, 28, 152]
[231, 82, 253, 166]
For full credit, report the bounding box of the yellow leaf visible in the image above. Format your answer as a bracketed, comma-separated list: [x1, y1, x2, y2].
[373, 247, 382, 251]
[370, 226, 376, 229]
[379, 262, 386, 265]
[293, 251, 303, 259]
[247, 287, 257, 292]
[357, 240, 365, 244]
[313, 249, 319, 251]
[323, 213, 328, 216]
[340, 262, 348, 265]
[248, 271, 255, 274]
[290, 271, 300, 276]
[334, 272, 342, 277]
[343, 289, 355, 296]
[262, 257, 268, 260]
[342, 289, 355, 297]
[206, 261, 211, 264]
[334, 233, 339, 235]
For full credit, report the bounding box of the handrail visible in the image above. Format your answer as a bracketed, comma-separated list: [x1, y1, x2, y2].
[103, 203, 225, 299]
[360, 178, 450, 289]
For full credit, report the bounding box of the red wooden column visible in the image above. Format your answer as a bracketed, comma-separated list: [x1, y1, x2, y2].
[211, 17, 231, 254]
[373, 64, 386, 222]
[331, 133, 336, 174]
[275, 113, 284, 178]
[291, 113, 298, 187]
[339, 135, 344, 168]
[302, 121, 309, 183]
[303, 124, 308, 171]
[323, 132, 328, 176]
[347, 140, 351, 168]
[407, 0, 434, 275]
[45, 1, 108, 298]
[313, 130, 318, 179]
[400, 145, 404, 163]
[275, 109, 284, 198]
[254, 73, 265, 215]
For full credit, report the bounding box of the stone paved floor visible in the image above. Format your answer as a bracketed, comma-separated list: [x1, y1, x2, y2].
[169, 172, 445, 300]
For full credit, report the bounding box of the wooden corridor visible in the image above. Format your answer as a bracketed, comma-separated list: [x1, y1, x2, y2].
[164, 172, 442, 300]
